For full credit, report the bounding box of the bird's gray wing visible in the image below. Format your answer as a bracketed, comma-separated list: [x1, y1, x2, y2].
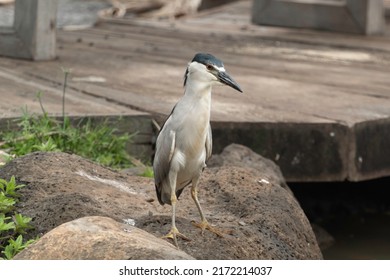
[205, 123, 212, 162]
[153, 116, 176, 205]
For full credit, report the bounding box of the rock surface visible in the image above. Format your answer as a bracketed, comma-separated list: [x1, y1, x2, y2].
[0, 145, 322, 259]
[208, 144, 289, 190]
[14, 216, 193, 260]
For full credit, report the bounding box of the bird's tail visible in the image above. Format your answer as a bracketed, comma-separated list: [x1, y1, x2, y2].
[155, 184, 165, 205]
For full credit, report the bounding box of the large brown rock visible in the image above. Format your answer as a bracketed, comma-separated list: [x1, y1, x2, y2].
[208, 143, 289, 190]
[0, 149, 322, 259]
[14, 216, 193, 260]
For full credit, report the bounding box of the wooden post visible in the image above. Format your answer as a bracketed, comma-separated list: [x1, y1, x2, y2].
[252, 0, 385, 35]
[0, 0, 57, 60]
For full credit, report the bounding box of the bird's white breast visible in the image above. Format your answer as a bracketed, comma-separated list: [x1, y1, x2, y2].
[171, 88, 211, 186]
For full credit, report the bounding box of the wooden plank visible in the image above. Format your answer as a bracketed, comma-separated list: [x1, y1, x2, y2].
[0, 0, 57, 60]
[0, 66, 147, 118]
[52, 25, 390, 126]
[251, 0, 385, 35]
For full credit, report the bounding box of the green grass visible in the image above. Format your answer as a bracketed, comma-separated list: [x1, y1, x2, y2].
[0, 176, 36, 259]
[140, 166, 154, 178]
[0, 108, 134, 169]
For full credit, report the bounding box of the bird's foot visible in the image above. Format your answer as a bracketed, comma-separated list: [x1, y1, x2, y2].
[162, 226, 191, 247]
[192, 219, 224, 238]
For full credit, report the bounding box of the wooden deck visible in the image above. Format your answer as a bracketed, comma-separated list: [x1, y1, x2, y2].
[1, 0, 390, 182]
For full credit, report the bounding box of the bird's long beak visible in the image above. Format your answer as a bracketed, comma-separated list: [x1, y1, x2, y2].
[218, 71, 243, 93]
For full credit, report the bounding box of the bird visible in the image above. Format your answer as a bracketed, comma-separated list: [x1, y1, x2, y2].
[153, 53, 242, 247]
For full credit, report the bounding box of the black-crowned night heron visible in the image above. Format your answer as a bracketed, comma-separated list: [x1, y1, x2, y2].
[153, 53, 242, 246]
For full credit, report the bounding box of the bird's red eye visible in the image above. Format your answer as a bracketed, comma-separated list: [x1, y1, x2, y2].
[206, 64, 213, 71]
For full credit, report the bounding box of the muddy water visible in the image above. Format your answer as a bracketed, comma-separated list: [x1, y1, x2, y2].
[290, 178, 390, 260]
[322, 213, 390, 259]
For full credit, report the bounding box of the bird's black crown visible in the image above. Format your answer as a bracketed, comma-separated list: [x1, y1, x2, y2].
[192, 53, 224, 68]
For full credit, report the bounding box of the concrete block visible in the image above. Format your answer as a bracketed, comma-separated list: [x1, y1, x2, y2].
[252, 0, 385, 35]
[211, 121, 350, 182]
[0, 0, 57, 60]
[350, 118, 390, 181]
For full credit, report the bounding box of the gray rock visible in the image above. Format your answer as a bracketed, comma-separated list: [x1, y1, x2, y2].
[0, 152, 155, 239]
[14, 216, 193, 260]
[0, 151, 322, 259]
[208, 143, 290, 191]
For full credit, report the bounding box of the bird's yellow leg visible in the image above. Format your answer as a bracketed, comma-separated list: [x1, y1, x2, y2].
[190, 180, 224, 238]
[162, 194, 191, 247]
